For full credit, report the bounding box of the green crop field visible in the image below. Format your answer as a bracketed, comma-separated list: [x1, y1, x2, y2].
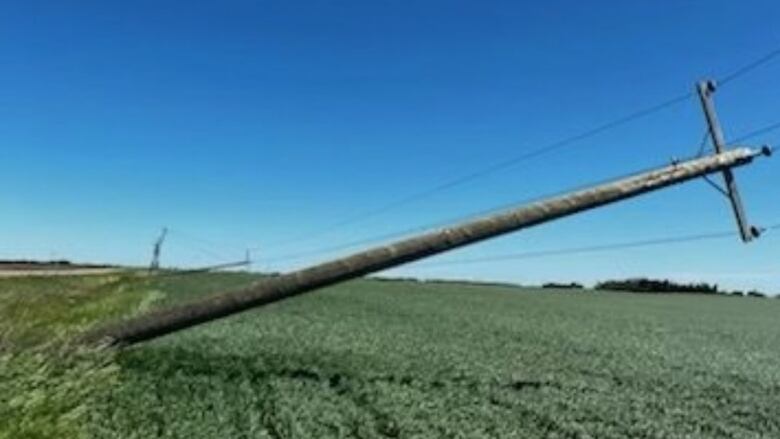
[2, 272, 779, 438]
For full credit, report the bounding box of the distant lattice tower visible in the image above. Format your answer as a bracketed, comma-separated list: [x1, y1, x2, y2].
[149, 227, 168, 272]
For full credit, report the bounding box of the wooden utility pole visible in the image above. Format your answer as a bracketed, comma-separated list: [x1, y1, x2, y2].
[85, 144, 771, 347]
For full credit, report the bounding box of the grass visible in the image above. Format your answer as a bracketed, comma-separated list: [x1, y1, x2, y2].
[0, 273, 143, 439]
[2, 273, 780, 438]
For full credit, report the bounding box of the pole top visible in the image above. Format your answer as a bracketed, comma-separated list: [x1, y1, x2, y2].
[697, 79, 717, 94]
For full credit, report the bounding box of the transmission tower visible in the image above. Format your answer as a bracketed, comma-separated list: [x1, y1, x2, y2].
[149, 227, 168, 272]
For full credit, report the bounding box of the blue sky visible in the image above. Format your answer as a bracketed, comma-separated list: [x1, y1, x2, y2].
[1, 1, 779, 293]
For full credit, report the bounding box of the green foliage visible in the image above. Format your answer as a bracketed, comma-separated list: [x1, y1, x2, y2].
[4, 273, 780, 438]
[0, 274, 149, 347]
[90, 278, 780, 438]
[0, 346, 117, 439]
[0, 273, 162, 439]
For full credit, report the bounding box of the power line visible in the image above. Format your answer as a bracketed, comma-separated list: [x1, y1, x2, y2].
[264, 120, 779, 265]
[258, 158, 677, 263]
[257, 92, 692, 253]
[163, 229, 255, 275]
[257, 45, 780, 254]
[259, 122, 776, 265]
[730, 120, 780, 144]
[170, 228, 245, 253]
[412, 223, 780, 268]
[155, 259, 252, 278]
[168, 236, 228, 262]
[718, 47, 780, 86]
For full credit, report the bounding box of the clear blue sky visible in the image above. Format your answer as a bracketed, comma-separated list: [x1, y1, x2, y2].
[2, 1, 779, 293]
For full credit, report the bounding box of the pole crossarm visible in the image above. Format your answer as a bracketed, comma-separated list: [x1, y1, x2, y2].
[82, 147, 770, 347]
[696, 80, 758, 242]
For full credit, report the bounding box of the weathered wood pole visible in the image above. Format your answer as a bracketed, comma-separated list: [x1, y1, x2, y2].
[85, 147, 770, 347]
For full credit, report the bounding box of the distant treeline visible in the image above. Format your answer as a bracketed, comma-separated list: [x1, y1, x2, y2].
[368, 275, 775, 297]
[542, 282, 583, 290]
[0, 259, 114, 269]
[595, 278, 769, 297]
[0, 259, 74, 266]
[730, 290, 768, 298]
[596, 278, 718, 294]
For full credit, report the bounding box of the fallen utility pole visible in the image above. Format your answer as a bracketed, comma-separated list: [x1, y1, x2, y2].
[85, 146, 771, 347]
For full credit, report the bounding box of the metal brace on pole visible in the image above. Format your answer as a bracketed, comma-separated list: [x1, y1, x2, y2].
[696, 80, 759, 242]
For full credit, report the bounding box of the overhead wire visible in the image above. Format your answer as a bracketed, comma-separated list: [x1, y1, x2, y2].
[412, 223, 780, 268]
[166, 228, 250, 269]
[730, 120, 780, 144]
[717, 47, 780, 86]
[257, 44, 780, 257]
[257, 92, 692, 252]
[258, 158, 682, 264]
[169, 228, 246, 255]
[259, 120, 778, 266]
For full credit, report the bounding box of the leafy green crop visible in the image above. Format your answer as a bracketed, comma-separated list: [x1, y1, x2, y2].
[3, 273, 780, 438]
